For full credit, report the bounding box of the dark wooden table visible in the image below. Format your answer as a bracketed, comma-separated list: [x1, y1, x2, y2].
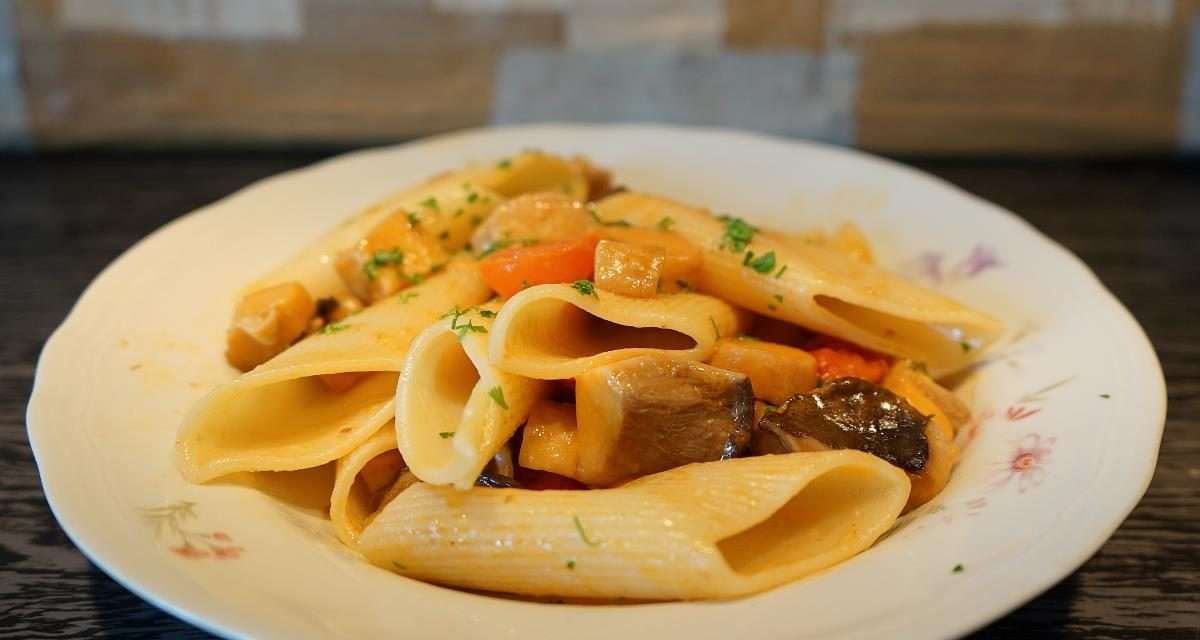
[1, 151, 1196, 639]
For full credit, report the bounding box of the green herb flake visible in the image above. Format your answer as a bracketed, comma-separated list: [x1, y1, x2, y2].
[466, 191, 479, 204]
[470, 214, 484, 227]
[319, 322, 350, 335]
[571, 279, 598, 297]
[478, 238, 537, 259]
[406, 211, 420, 226]
[454, 319, 487, 340]
[763, 403, 779, 413]
[438, 431, 456, 439]
[952, 564, 965, 574]
[497, 158, 512, 169]
[572, 515, 599, 546]
[420, 196, 439, 211]
[775, 264, 788, 279]
[746, 250, 777, 274]
[566, 560, 576, 570]
[772, 293, 784, 303]
[656, 216, 675, 231]
[1100, 393, 1111, 399]
[363, 247, 404, 280]
[392, 560, 407, 570]
[477, 309, 497, 318]
[768, 304, 778, 312]
[488, 385, 508, 409]
[960, 341, 972, 354]
[910, 361, 930, 374]
[397, 292, 419, 304]
[589, 209, 631, 228]
[718, 215, 758, 252]
[709, 316, 720, 339]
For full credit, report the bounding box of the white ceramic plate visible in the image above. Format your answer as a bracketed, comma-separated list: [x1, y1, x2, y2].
[28, 124, 1165, 640]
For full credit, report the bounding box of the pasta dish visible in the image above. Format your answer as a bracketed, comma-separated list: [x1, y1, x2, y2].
[175, 151, 1002, 600]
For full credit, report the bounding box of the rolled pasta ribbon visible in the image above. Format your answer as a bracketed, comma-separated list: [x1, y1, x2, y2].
[470, 150, 590, 201]
[246, 176, 503, 302]
[489, 284, 748, 380]
[175, 259, 491, 482]
[330, 424, 406, 547]
[397, 303, 548, 489]
[359, 450, 910, 600]
[594, 192, 1004, 376]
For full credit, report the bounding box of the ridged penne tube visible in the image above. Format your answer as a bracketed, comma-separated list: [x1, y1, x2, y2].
[246, 177, 503, 301]
[330, 425, 403, 546]
[489, 284, 748, 380]
[358, 450, 910, 600]
[397, 304, 548, 489]
[175, 260, 492, 482]
[595, 192, 1003, 376]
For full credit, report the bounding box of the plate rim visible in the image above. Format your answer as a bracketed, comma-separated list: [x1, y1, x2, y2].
[26, 122, 1167, 640]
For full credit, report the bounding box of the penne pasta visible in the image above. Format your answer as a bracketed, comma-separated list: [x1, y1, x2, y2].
[246, 176, 503, 302]
[330, 424, 404, 547]
[358, 450, 910, 600]
[594, 192, 1003, 376]
[396, 303, 548, 489]
[489, 283, 749, 380]
[175, 260, 491, 482]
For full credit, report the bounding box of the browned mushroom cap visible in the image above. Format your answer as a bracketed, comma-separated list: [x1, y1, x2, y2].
[754, 378, 929, 473]
[575, 354, 754, 486]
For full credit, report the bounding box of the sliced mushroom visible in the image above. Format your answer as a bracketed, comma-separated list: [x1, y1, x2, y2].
[225, 282, 316, 371]
[471, 192, 595, 254]
[575, 354, 753, 486]
[754, 377, 929, 473]
[594, 239, 665, 298]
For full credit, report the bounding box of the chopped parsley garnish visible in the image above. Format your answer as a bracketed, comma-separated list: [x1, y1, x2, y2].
[1100, 393, 1111, 399]
[718, 215, 758, 252]
[497, 158, 512, 169]
[709, 316, 720, 339]
[438, 431, 456, 439]
[571, 279, 598, 297]
[477, 309, 497, 318]
[656, 216, 675, 230]
[763, 402, 779, 413]
[454, 319, 486, 339]
[320, 322, 349, 335]
[745, 250, 777, 274]
[420, 196, 438, 211]
[772, 293, 784, 303]
[775, 264, 788, 279]
[488, 385, 508, 409]
[768, 304, 778, 311]
[392, 561, 407, 570]
[363, 247, 404, 280]
[397, 291, 419, 303]
[466, 191, 479, 204]
[588, 208, 631, 228]
[406, 211, 420, 226]
[566, 560, 576, 570]
[406, 272, 426, 285]
[960, 341, 972, 353]
[470, 214, 484, 227]
[952, 564, 965, 574]
[572, 515, 599, 546]
[444, 305, 489, 339]
[910, 361, 930, 374]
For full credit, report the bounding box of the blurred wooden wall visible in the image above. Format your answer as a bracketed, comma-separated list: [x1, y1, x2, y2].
[2, 0, 1199, 154]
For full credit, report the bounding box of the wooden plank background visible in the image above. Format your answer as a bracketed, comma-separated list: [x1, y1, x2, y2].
[2, 0, 1200, 153]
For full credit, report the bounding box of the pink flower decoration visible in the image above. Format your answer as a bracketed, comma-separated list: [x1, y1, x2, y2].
[212, 546, 244, 560]
[991, 433, 1056, 493]
[211, 532, 232, 542]
[1005, 405, 1041, 421]
[912, 252, 944, 284]
[170, 544, 210, 559]
[953, 245, 1002, 278]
